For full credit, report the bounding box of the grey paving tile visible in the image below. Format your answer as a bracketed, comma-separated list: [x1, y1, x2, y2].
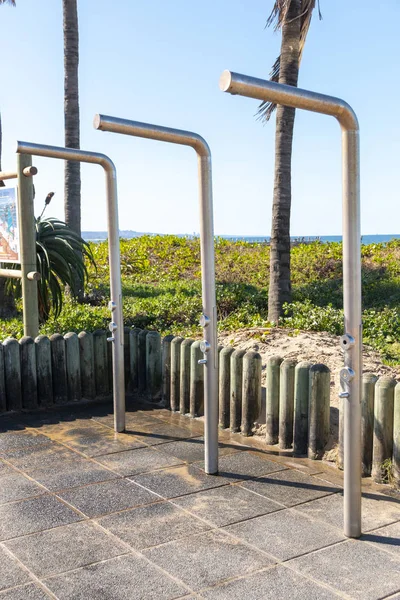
[27, 457, 119, 491]
[0, 431, 51, 453]
[0, 584, 52, 599]
[2, 444, 80, 471]
[58, 478, 160, 517]
[5, 521, 128, 578]
[196, 451, 287, 482]
[0, 546, 31, 592]
[131, 465, 227, 499]
[173, 485, 284, 527]
[92, 412, 162, 429]
[60, 429, 147, 457]
[295, 491, 400, 532]
[198, 565, 341, 599]
[289, 539, 400, 600]
[37, 421, 108, 440]
[131, 422, 200, 446]
[0, 474, 45, 505]
[14, 411, 97, 430]
[144, 529, 274, 591]
[363, 521, 400, 558]
[160, 437, 240, 463]
[225, 509, 344, 561]
[0, 418, 24, 434]
[95, 446, 184, 476]
[240, 468, 340, 507]
[0, 494, 82, 541]
[98, 501, 210, 549]
[44, 553, 188, 600]
[0, 460, 16, 478]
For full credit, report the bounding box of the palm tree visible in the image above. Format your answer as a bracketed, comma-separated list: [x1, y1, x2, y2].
[0, 0, 16, 186]
[63, 0, 81, 236]
[0, 0, 16, 315]
[258, 0, 321, 323]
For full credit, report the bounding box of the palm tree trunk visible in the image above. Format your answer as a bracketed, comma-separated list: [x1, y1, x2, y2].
[268, 0, 301, 323]
[0, 113, 5, 187]
[63, 0, 81, 236]
[0, 113, 16, 317]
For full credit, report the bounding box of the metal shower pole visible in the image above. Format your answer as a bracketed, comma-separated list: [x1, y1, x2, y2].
[93, 114, 219, 475]
[220, 70, 362, 539]
[17, 141, 126, 433]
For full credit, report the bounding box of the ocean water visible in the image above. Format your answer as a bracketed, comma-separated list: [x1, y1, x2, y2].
[224, 234, 400, 244]
[83, 232, 400, 245]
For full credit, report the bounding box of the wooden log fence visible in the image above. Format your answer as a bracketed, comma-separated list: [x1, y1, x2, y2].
[0, 329, 399, 489]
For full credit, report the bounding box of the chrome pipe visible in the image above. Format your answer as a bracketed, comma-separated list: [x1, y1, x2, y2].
[220, 70, 362, 538]
[94, 115, 219, 475]
[16, 141, 125, 433]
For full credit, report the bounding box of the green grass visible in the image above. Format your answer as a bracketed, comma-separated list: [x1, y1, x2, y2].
[1, 235, 400, 364]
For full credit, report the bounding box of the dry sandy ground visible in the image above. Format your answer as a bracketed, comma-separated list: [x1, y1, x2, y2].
[219, 328, 400, 451]
[219, 327, 400, 401]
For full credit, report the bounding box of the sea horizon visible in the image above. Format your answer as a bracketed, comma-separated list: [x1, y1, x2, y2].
[82, 231, 400, 245]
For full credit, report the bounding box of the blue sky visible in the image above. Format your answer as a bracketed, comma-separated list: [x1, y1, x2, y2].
[1, 0, 399, 236]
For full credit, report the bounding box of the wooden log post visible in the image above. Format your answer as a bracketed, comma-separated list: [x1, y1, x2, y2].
[0, 343, 6, 412]
[146, 331, 162, 401]
[393, 383, 400, 487]
[129, 328, 141, 392]
[50, 334, 68, 405]
[17, 154, 39, 338]
[35, 335, 53, 407]
[361, 373, 377, 477]
[107, 332, 113, 390]
[190, 340, 204, 417]
[241, 351, 262, 436]
[162, 334, 175, 408]
[93, 330, 109, 398]
[279, 358, 296, 449]
[78, 332, 95, 400]
[19, 336, 38, 410]
[219, 346, 235, 429]
[124, 326, 131, 390]
[170, 336, 183, 412]
[293, 361, 312, 456]
[180, 339, 194, 415]
[3, 338, 22, 411]
[266, 355, 282, 444]
[64, 332, 81, 402]
[230, 349, 246, 433]
[308, 364, 330, 460]
[138, 329, 149, 393]
[372, 376, 396, 483]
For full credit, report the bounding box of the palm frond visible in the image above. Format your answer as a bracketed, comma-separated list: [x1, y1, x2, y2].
[257, 0, 322, 122]
[7, 216, 96, 321]
[0, 1, 16, 5]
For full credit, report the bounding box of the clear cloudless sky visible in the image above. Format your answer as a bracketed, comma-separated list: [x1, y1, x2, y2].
[1, 0, 399, 236]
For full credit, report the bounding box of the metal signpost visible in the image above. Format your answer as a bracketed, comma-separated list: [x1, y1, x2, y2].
[17, 141, 126, 433]
[94, 115, 219, 475]
[0, 159, 40, 338]
[219, 70, 362, 538]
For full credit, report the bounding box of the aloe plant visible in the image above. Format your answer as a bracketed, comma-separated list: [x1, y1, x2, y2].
[35, 217, 95, 320]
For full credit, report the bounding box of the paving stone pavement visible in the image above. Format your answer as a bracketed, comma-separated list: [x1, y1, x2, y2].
[0, 402, 398, 599]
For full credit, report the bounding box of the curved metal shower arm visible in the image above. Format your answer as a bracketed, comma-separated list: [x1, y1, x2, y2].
[219, 70, 359, 132]
[17, 139, 125, 434]
[16, 141, 116, 176]
[93, 115, 211, 158]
